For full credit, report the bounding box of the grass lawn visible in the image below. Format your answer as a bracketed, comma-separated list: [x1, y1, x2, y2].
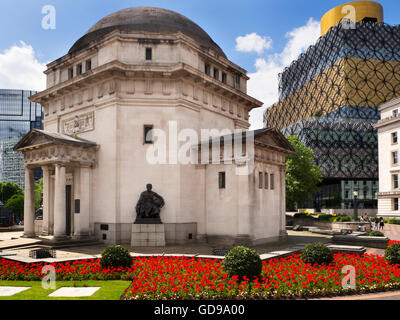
[0, 280, 131, 300]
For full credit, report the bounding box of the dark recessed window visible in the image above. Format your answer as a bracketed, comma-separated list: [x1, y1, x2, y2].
[76, 64, 83, 75]
[205, 63, 210, 75]
[235, 74, 240, 88]
[394, 198, 399, 211]
[258, 172, 263, 189]
[222, 72, 227, 84]
[270, 174, 275, 190]
[68, 68, 73, 80]
[264, 173, 269, 189]
[219, 172, 226, 189]
[393, 151, 399, 165]
[144, 125, 154, 144]
[146, 48, 152, 60]
[392, 132, 398, 144]
[394, 174, 399, 189]
[213, 68, 219, 80]
[86, 59, 92, 72]
[362, 17, 378, 23]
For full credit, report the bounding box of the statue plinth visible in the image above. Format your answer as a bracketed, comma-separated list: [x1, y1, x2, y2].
[134, 218, 163, 225]
[131, 223, 166, 247]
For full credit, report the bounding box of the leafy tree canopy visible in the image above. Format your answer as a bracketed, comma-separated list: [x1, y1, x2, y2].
[0, 182, 23, 204]
[5, 194, 24, 219]
[285, 135, 322, 212]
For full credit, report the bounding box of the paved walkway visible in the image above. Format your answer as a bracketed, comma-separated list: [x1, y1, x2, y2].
[326, 290, 400, 300]
[366, 224, 400, 256]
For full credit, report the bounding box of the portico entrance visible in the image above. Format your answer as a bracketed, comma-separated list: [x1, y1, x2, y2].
[13, 129, 98, 240]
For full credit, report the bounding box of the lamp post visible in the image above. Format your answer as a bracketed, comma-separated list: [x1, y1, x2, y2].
[353, 191, 359, 222]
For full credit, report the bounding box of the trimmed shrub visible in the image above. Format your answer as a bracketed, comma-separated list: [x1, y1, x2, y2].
[100, 245, 132, 269]
[222, 246, 262, 280]
[333, 216, 353, 222]
[301, 243, 333, 265]
[388, 218, 400, 225]
[385, 243, 400, 265]
[294, 212, 313, 219]
[318, 214, 332, 221]
[366, 231, 385, 237]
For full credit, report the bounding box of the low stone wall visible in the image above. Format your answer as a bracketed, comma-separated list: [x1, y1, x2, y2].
[94, 222, 198, 245]
[332, 235, 389, 249]
[297, 209, 378, 217]
[291, 218, 372, 232]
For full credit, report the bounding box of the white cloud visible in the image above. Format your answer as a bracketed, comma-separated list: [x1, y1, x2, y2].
[245, 18, 321, 130]
[235, 33, 273, 55]
[0, 41, 46, 91]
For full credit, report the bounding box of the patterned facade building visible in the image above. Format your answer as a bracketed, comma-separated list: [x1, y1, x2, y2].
[264, 1, 395, 209]
[0, 89, 43, 187]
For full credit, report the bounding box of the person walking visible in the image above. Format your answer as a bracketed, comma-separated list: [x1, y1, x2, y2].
[379, 217, 385, 232]
[374, 218, 379, 230]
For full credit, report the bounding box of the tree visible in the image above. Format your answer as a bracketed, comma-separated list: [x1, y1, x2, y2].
[285, 135, 322, 211]
[5, 194, 24, 219]
[0, 182, 23, 204]
[34, 178, 43, 210]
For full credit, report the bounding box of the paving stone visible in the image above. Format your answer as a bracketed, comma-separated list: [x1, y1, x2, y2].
[0, 286, 31, 296]
[48, 287, 101, 297]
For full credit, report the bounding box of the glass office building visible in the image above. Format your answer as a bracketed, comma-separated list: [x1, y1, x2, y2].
[0, 89, 43, 188]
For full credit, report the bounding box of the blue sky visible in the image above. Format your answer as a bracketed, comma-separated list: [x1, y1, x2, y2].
[0, 0, 399, 128]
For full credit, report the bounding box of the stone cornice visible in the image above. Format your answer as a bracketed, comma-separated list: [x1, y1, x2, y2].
[30, 61, 262, 110]
[377, 191, 400, 199]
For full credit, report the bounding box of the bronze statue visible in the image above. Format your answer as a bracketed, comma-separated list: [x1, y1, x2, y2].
[135, 184, 164, 224]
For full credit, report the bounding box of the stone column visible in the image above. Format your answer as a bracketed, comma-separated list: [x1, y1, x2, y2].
[23, 166, 35, 238]
[41, 165, 51, 235]
[53, 163, 66, 239]
[73, 167, 81, 237]
[279, 166, 288, 238]
[79, 166, 91, 237]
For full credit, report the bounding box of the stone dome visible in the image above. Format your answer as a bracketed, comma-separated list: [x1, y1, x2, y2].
[69, 6, 227, 58]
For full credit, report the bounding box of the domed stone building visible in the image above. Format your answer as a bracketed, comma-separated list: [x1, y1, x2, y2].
[14, 7, 294, 246]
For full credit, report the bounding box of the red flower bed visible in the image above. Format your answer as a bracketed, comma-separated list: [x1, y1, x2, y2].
[1, 253, 400, 299]
[0, 258, 134, 281]
[389, 240, 400, 247]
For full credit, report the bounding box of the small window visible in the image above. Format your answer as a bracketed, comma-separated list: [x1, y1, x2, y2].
[144, 125, 154, 144]
[392, 132, 398, 144]
[205, 63, 210, 75]
[393, 109, 399, 118]
[394, 198, 399, 211]
[68, 68, 73, 80]
[146, 48, 152, 60]
[86, 59, 92, 71]
[213, 68, 219, 80]
[394, 174, 399, 189]
[76, 63, 82, 75]
[345, 191, 349, 199]
[258, 172, 263, 189]
[235, 74, 240, 88]
[393, 151, 399, 165]
[222, 72, 227, 84]
[270, 174, 275, 190]
[264, 173, 269, 189]
[219, 172, 226, 189]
